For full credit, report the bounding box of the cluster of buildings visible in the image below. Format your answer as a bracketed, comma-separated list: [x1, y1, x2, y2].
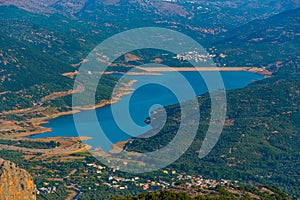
[175, 51, 213, 63]
[162, 0, 178, 2]
[36, 185, 57, 195]
[176, 174, 236, 189]
[84, 162, 236, 192]
[35, 161, 239, 197]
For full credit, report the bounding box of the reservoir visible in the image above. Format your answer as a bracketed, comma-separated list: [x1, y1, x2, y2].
[31, 71, 264, 150]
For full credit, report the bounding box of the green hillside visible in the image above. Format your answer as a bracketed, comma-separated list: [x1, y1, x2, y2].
[0, 32, 73, 111]
[113, 186, 292, 200]
[212, 8, 300, 68]
[0, 5, 115, 63]
[0, 6, 121, 113]
[126, 56, 300, 197]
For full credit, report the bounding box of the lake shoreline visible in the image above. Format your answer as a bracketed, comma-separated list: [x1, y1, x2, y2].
[0, 68, 270, 144]
[105, 66, 272, 76]
[0, 80, 137, 140]
[31, 79, 137, 136]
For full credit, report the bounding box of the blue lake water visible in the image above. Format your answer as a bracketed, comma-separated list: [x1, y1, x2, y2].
[31, 72, 263, 150]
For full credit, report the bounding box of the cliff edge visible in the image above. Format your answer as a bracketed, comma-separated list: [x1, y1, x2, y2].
[0, 158, 36, 200]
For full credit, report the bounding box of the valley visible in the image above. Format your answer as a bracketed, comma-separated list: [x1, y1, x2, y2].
[0, 1, 299, 199]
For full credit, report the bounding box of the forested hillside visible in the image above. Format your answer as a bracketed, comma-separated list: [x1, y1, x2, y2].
[212, 8, 300, 67]
[113, 187, 292, 200]
[0, 32, 73, 111]
[0, 6, 119, 112]
[126, 58, 300, 197]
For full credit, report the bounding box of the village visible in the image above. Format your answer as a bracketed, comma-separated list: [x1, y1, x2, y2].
[55, 160, 239, 193]
[36, 158, 238, 196]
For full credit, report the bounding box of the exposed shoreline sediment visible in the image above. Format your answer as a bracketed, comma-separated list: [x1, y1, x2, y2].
[0, 67, 271, 142]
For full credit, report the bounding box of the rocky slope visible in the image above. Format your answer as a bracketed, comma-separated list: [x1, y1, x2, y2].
[0, 158, 36, 200]
[1, 0, 299, 20]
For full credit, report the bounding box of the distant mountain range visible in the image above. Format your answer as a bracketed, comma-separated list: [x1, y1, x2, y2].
[1, 0, 299, 25]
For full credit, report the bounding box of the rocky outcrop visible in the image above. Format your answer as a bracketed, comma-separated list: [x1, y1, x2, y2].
[0, 158, 36, 200]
